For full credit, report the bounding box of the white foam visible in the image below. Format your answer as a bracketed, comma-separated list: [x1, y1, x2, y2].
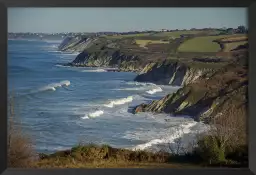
[81, 69, 107, 72]
[131, 121, 199, 152]
[60, 52, 80, 56]
[126, 81, 156, 86]
[82, 110, 104, 119]
[43, 40, 63, 44]
[114, 87, 146, 91]
[60, 80, 71, 86]
[104, 96, 133, 108]
[49, 50, 62, 53]
[37, 80, 70, 92]
[146, 87, 163, 94]
[55, 64, 71, 68]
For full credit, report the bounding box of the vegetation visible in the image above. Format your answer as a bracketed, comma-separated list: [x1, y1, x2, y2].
[105, 33, 151, 39]
[152, 30, 207, 38]
[8, 95, 35, 168]
[135, 39, 169, 48]
[9, 27, 248, 168]
[195, 105, 247, 166]
[177, 34, 246, 52]
[222, 41, 248, 52]
[8, 91, 247, 168]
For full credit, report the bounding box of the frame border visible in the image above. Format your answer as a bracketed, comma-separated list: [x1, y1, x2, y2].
[1, 1, 255, 175]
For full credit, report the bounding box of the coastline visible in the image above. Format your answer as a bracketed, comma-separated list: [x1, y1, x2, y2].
[8, 33, 248, 168]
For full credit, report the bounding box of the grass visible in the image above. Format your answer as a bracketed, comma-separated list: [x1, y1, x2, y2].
[152, 30, 204, 39]
[105, 33, 151, 39]
[222, 41, 248, 52]
[219, 35, 248, 42]
[177, 34, 245, 52]
[32, 144, 202, 168]
[135, 39, 169, 47]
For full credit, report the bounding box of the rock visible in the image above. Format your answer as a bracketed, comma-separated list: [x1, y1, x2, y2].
[132, 63, 247, 124]
[133, 104, 147, 114]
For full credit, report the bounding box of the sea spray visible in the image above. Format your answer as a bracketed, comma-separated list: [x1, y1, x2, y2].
[104, 96, 133, 108]
[146, 87, 162, 94]
[82, 110, 104, 119]
[37, 80, 71, 92]
[131, 122, 198, 152]
[81, 69, 107, 72]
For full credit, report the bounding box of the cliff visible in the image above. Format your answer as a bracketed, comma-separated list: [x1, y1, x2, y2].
[57, 35, 247, 124]
[60, 36, 230, 86]
[134, 60, 218, 85]
[66, 50, 145, 72]
[58, 36, 99, 53]
[134, 63, 247, 123]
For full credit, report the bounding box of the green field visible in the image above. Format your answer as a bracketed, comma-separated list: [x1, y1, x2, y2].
[152, 30, 205, 39]
[105, 33, 151, 39]
[177, 34, 245, 52]
[135, 39, 169, 47]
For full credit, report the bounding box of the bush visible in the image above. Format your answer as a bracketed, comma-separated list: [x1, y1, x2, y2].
[195, 104, 247, 166]
[7, 95, 35, 168]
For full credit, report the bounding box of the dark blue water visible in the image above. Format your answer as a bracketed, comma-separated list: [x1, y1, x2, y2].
[8, 39, 208, 154]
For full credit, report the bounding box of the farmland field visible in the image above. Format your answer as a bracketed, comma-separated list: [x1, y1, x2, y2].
[177, 34, 246, 52]
[105, 33, 152, 39]
[151, 30, 221, 39]
[152, 30, 203, 38]
[135, 39, 169, 47]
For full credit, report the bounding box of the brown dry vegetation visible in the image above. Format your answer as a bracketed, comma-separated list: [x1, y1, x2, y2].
[195, 104, 247, 166]
[219, 35, 248, 42]
[7, 95, 35, 168]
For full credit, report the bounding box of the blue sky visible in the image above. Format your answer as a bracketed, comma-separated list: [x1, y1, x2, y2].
[8, 8, 248, 33]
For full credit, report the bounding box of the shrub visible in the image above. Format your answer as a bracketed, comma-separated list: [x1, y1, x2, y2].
[195, 104, 247, 166]
[7, 95, 35, 168]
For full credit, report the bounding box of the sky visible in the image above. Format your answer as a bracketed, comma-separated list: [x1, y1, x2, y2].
[8, 8, 248, 33]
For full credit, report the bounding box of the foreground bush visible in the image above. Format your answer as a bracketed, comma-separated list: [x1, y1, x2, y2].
[7, 95, 35, 168]
[194, 105, 248, 166]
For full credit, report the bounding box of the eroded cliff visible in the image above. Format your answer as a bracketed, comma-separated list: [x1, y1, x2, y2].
[134, 63, 247, 123]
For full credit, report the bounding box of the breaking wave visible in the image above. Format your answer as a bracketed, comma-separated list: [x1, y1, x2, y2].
[146, 87, 162, 94]
[114, 87, 146, 91]
[131, 121, 210, 154]
[104, 96, 133, 108]
[126, 81, 156, 86]
[81, 69, 107, 72]
[81, 110, 104, 119]
[55, 64, 71, 68]
[36, 80, 70, 92]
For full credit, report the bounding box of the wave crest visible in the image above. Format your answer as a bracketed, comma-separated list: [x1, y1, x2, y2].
[104, 96, 133, 108]
[81, 69, 107, 72]
[131, 122, 205, 153]
[146, 87, 162, 94]
[81, 110, 104, 119]
[126, 81, 156, 86]
[37, 80, 70, 92]
[55, 64, 71, 68]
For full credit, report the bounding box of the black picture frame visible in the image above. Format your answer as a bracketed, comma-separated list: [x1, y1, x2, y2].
[0, 1, 255, 175]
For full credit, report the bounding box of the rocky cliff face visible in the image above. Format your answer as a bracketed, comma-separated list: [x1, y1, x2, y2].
[134, 63, 247, 123]
[58, 36, 98, 53]
[134, 60, 216, 86]
[60, 36, 220, 87]
[66, 50, 145, 72]
[58, 35, 247, 124]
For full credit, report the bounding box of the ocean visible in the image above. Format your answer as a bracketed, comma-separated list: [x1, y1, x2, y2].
[8, 39, 209, 154]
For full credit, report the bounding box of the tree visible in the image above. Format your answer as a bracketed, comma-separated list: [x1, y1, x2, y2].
[237, 26, 247, 33]
[226, 28, 234, 34]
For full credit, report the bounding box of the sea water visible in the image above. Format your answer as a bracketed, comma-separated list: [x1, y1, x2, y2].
[8, 39, 209, 154]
